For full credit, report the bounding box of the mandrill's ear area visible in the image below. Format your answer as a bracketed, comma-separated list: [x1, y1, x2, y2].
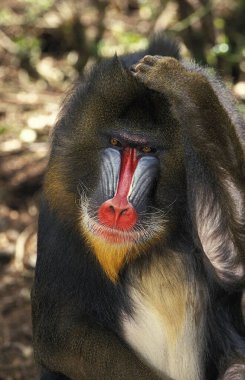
[132, 55, 245, 289]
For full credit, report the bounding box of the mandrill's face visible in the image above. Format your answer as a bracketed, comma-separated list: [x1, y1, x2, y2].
[78, 106, 185, 281]
[80, 133, 163, 281]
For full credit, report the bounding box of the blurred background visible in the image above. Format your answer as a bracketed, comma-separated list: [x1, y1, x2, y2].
[0, 0, 244, 378]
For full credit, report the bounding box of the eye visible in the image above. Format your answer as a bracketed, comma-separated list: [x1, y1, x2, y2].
[110, 137, 122, 147]
[141, 146, 156, 154]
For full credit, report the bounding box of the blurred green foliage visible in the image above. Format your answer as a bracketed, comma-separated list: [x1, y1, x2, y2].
[23, 0, 55, 23]
[0, 0, 244, 82]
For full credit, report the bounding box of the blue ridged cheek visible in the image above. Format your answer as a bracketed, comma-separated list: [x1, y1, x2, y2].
[99, 148, 121, 200]
[128, 156, 159, 210]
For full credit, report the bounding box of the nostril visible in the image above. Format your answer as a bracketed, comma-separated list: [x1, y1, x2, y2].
[109, 205, 115, 213]
[120, 208, 128, 216]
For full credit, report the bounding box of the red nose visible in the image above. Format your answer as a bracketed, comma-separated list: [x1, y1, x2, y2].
[98, 147, 138, 230]
[98, 198, 137, 230]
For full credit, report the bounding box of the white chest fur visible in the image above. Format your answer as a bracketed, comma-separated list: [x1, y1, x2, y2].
[121, 253, 206, 380]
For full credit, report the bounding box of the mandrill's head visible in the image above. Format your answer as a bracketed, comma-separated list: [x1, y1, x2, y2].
[44, 57, 185, 282]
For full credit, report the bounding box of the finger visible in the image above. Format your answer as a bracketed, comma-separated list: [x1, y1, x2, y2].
[130, 64, 137, 72]
[141, 55, 158, 66]
[133, 63, 151, 73]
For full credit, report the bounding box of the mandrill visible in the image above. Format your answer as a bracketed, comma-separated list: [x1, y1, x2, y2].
[32, 36, 245, 380]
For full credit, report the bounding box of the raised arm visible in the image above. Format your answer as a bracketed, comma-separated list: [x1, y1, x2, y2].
[133, 55, 245, 287]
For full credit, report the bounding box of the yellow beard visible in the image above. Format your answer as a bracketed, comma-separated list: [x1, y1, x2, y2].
[82, 227, 139, 282]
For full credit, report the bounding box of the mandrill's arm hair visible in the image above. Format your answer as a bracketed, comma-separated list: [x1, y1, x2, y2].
[33, 310, 165, 380]
[133, 56, 245, 287]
